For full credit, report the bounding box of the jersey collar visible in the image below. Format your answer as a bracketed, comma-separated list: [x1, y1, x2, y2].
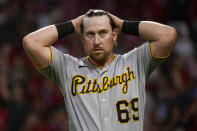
[86, 54, 116, 70]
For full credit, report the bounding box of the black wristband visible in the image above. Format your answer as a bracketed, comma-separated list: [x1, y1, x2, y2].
[122, 21, 140, 36]
[55, 21, 75, 39]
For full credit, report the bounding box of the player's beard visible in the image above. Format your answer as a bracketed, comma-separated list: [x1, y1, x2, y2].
[89, 49, 113, 65]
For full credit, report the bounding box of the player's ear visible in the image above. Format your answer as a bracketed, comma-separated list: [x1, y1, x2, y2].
[80, 35, 85, 44]
[112, 28, 118, 41]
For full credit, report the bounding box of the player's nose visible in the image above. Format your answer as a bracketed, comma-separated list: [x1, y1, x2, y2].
[94, 35, 101, 45]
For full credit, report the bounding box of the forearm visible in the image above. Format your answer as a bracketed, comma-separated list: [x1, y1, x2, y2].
[122, 20, 177, 57]
[23, 21, 75, 48]
[139, 21, 176, 45]
[23, 25, 58, 48]
[23, 21, 75, 67]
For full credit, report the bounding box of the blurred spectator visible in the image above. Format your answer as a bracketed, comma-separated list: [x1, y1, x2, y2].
[0, 81, 31, 131]
[21, 111, 51, 131]
[169, 0, 189, 22]
[172, 22, 194, 59]
[144, 0, 170, 22]
[183, 83, 197, 131]
[0, 102, 8, 131]
[49, 106, 69, 131]
[189, 0, 197, 43]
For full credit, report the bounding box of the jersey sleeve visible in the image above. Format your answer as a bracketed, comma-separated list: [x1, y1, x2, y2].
[37, 46, 68, 86]
[136, 41, 167, 80]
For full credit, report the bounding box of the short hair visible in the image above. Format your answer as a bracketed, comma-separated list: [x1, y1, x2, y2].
[81, 9, 116, 33]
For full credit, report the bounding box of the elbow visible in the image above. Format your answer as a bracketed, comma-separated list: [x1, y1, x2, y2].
[22, 34, 35, 49]
[167, 27, 177, 46]
[169, 27, 177, 44]
[22, 35, 28, 48]
[162, 27, 177, 49]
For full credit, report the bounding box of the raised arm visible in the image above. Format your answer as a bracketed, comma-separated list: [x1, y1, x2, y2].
[109, 14, 177, 58]
[23, 25, 58, 68]
[22, 15, 84, 68]
[138, 21, 177, 58]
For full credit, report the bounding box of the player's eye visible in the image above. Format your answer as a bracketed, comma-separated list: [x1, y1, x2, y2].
[99, 30, 107, 36]
[86, 32, 94, 38]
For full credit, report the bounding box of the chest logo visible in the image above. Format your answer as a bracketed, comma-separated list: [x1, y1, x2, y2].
[71, 65, 135, 96]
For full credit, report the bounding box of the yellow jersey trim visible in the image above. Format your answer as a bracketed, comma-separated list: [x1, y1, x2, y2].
[49, 46, 52, 65]
[87, 54, 116, 70]
[110, 54, 116, 62]
[36, 46, 52, 69]
[87, 56, 103, 69]
[149, 42, 170, 59]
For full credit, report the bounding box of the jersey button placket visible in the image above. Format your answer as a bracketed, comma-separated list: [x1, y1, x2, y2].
[104, 117, 108, 121]
[98, 71, 110, 131]
[102, 98, 106, 102]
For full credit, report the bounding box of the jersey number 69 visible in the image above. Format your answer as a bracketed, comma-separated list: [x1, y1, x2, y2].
[115, 98, 139, 123]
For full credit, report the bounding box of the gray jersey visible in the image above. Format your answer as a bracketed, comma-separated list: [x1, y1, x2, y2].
[38, 41, 165, 131]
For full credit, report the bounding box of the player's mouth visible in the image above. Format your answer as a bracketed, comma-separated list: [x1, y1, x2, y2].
[92, 48, 104, 53]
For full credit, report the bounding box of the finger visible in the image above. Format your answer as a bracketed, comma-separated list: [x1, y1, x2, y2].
[113, 28, 120, 34]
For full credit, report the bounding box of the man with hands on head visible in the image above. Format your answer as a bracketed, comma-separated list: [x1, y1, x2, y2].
[23, 9, 177, 131]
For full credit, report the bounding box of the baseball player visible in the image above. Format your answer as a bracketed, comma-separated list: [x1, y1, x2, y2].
[23, 9, 177, 131]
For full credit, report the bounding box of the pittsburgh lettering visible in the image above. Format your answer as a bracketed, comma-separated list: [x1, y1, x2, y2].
[71, 66, 135, 96]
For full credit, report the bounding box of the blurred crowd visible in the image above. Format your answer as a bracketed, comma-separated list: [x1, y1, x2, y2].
[0, 0, 197, 131]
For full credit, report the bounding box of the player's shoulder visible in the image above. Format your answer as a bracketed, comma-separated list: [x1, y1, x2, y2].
[64, 54, 86, 67]
[119, 42, 149, 62]
[122, 47, 138, 59]
[122, 41, 149, 57]
[51, 46, 83, 65]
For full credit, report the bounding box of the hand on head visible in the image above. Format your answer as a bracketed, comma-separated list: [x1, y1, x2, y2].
[71, 15, 85, 35]
[71, 10, 124, 35]
[107, 13, 123, 33]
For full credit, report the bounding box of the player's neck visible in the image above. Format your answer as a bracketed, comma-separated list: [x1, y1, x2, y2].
[88, 53, 115, 68]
